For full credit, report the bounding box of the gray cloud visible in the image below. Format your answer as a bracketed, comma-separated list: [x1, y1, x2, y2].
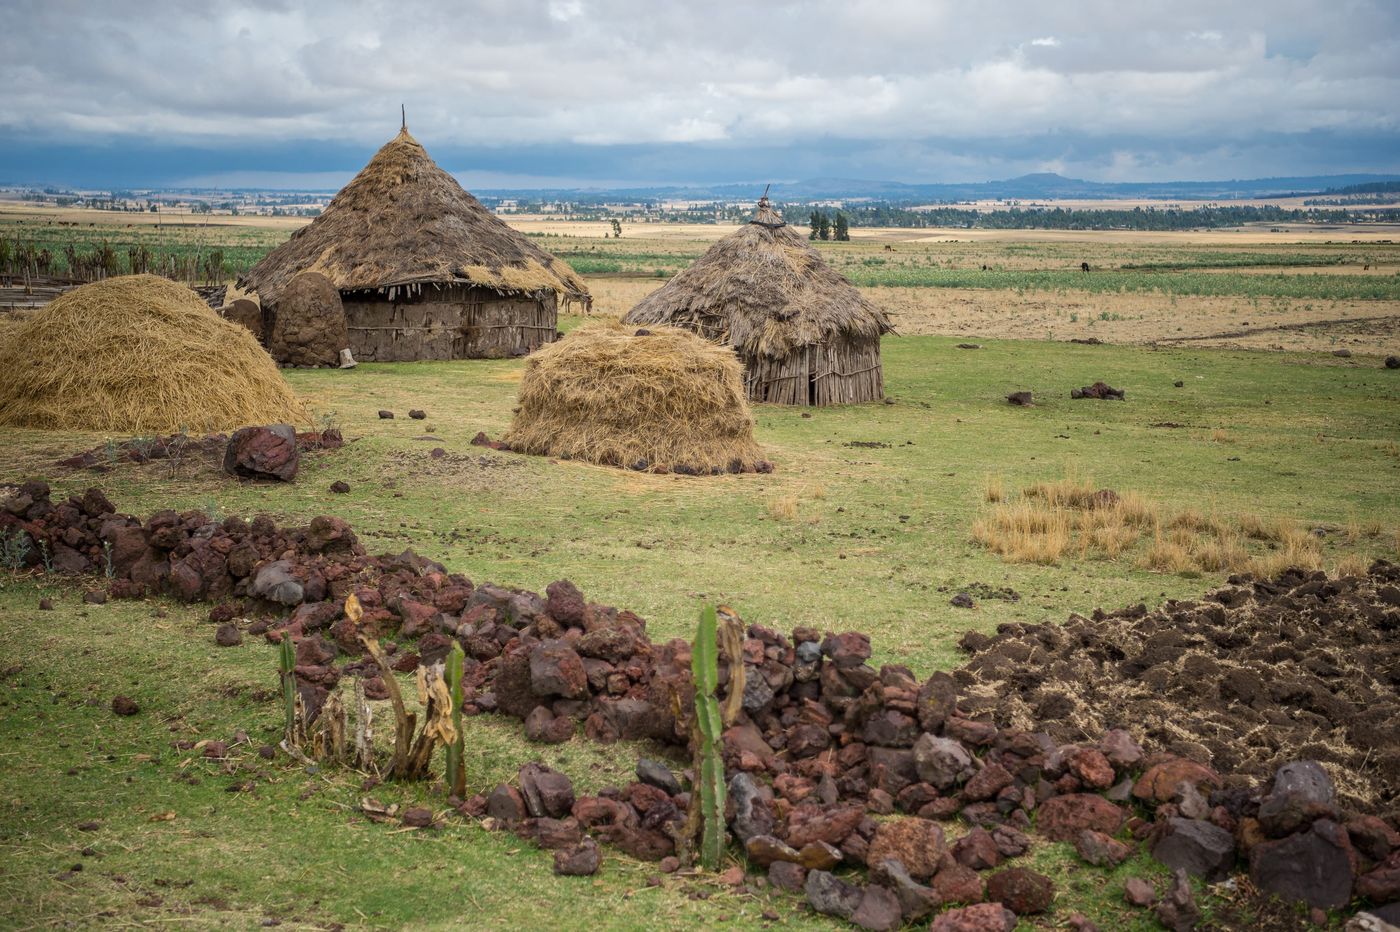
[1, 0, 1397, 183]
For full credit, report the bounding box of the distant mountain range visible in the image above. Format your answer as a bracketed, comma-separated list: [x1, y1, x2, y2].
[476, 172, 1400, 204]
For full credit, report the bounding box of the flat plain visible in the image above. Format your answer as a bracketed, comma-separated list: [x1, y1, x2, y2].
[1, 207, 1399, 929]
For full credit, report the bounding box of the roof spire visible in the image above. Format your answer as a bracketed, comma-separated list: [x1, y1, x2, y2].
[750, 184, 784, 229]
[401, 103, 406, 132]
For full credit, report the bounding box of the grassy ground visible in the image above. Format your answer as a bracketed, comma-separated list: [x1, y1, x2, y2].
[2, 318, 1397, 927]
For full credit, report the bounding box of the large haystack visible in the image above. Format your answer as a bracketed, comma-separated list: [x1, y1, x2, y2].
[504, 323, 769, 474]
[240, 127, 589, 362]
[624, 196, 893, 405]
[0, 275, 305, 433]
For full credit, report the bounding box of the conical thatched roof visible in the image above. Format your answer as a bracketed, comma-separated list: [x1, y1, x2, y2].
[623, 197, 892, 359]
[240, 128, 589, 307]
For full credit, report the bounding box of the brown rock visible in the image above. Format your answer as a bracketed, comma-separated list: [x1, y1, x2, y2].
[866, 818, 947, 881]
[963, 763, 1014, 801]
[1068, 748, 1116, 789]
[768, 860, 806, 892]
[214, 623, 243, 647]
[932, 860, 985, 905]
[224, 425, 300, 482]
[928, 903, 1017, 931]
[553, 837, 601, 876]
[1123, 877, 1156, 907]
[745, 834, 800, 867]
[1075, 829, 1132, 867]
[797, 841, 843, 871]
[986, 867, 1053, 915]
[953, 827, 1001, 871]
[1036, 793, 1126, 841]
[785, 804, 864, 848]
[1133, 758, 1221, 803]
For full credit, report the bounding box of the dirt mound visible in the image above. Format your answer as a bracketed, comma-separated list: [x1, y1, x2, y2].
[956, 563, 1400, 811]
[265, 271, 348, 367]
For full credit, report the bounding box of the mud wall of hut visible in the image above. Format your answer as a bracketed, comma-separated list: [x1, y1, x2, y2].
[744, 339, 883, 406]
[341, 283, 558, 362]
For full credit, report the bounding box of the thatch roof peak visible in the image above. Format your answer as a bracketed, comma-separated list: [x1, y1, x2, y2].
[240, 130, 589, 307]
[749, 194, 785, 229]
[623, 207, 892, 360]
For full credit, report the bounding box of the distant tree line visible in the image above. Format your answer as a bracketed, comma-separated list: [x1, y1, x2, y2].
[780, 203, 1399, 232]
[808, 210, 850, 241]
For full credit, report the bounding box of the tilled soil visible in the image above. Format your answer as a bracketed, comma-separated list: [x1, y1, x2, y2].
[956, 562, 1400, 813]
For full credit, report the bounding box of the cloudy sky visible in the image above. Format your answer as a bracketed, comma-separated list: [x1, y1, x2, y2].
[2, 0, 1398, 189]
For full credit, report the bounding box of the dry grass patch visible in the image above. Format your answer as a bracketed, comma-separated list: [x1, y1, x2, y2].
[766, 495, 799, 522]
[972, 500, 1071, 565]
[974, 473, 1362, 578]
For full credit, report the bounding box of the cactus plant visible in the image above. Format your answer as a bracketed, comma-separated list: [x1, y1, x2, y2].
[278, 634, 297, 745]
[692, 605, 726, 870]
[445, 641, 466, 797]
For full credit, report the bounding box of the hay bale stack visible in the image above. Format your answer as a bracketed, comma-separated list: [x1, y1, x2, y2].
[0, 274, 305, 433]
[265, 271, 348, 367]
[504, 324, 769, 474]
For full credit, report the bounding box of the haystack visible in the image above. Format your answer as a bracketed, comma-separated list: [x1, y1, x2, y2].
[0, 275, 305, 433]
[504, 324, 769, 474]
[623, 196, 893, 405]
[240, 126, 589, 362]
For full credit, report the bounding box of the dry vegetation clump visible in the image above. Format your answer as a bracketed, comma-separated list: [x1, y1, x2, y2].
[974, 473, 1382, 578]
[956, 561, 1400, 810]
[766, 495, 800, 522]
[503, 323, 768, 475]
[0, 275, 304, 433]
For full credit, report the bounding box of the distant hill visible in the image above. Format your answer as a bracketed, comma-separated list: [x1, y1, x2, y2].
[478, 172, 1400, 204]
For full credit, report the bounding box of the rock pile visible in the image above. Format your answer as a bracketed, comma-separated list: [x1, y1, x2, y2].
[3, 483, 1398, 927]
[956, 566, 1400, 811]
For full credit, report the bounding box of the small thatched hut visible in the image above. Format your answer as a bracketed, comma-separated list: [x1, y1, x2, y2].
[240, 127, 589, 362]
[504, 323, 770, 475]
[623, 196, 893, 405]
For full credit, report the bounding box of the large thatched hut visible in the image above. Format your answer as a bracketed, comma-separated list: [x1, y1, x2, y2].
[240, 127, 589, 362]
[623, 196, 892, 405]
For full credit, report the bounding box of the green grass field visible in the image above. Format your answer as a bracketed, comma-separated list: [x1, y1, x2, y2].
[1, 331, 1396, 928]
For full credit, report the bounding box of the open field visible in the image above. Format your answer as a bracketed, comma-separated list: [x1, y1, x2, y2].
[3, 330, 1399, 929]
[3, 206, 1400, 928]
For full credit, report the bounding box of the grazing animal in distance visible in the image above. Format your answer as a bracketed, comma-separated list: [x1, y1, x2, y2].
[1080, 261, 1090, 273]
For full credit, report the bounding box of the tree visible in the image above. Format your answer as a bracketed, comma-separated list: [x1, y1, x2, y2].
[809, 211, 821, 240]
[610, 219, 622, 238]
[833, 213, 849, 241]
[818, 213, 831, 241]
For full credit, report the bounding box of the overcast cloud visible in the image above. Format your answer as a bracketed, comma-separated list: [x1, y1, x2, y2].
[1, 0, 1398, 187]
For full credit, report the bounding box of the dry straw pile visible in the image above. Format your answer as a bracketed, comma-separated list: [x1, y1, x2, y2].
[504, 323, 768, 474]
[0, 275, 305, 433]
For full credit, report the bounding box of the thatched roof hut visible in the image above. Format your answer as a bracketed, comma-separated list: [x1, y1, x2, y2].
[240, 127, 589, 361]
[623, 196, 893, 405]
[504, 323, 770, 475]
